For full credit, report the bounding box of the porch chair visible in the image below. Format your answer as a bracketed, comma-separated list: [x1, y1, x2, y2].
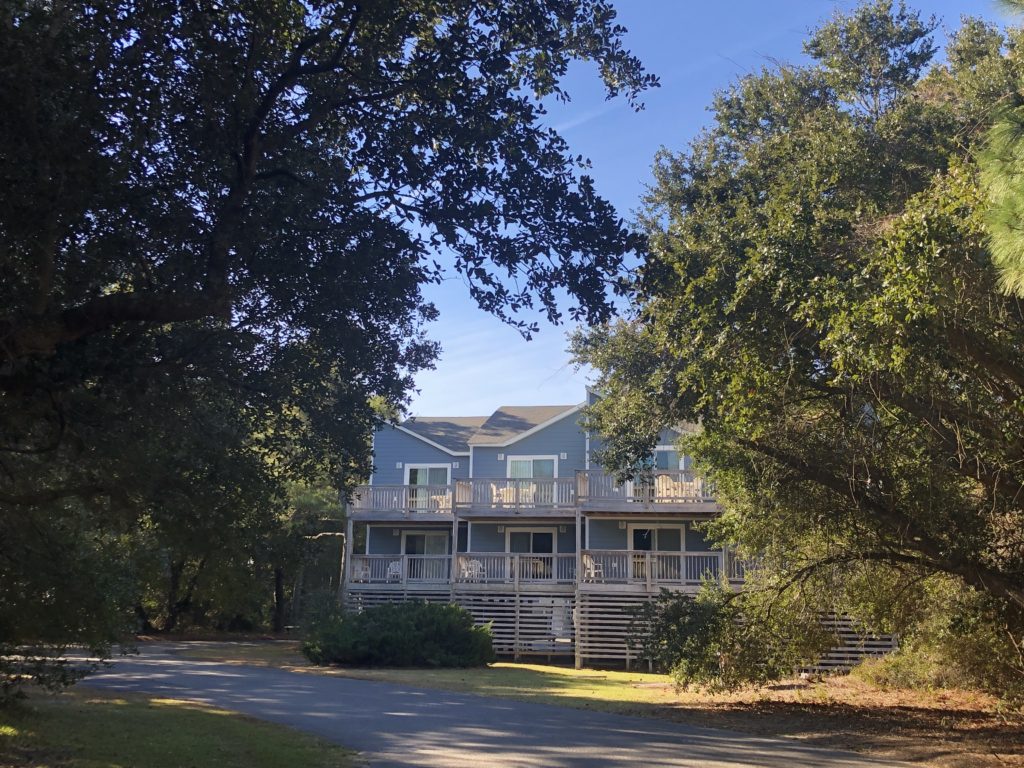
[582, 554, 604, 583]
[350, 561, 370, 583]
[385, 560, 403, 581]
[461, 558, 485, 582]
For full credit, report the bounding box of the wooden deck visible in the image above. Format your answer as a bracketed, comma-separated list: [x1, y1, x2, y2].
[351, 469, 720, 518]
[576, 470, 719, 513]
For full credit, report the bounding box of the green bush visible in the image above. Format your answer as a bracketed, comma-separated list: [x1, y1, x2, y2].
[301, 601, 494, 667]
[851, 581, 1024, 705]
[631, 585, 828, 692]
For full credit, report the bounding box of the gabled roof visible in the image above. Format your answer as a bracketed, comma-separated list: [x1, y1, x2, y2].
[398, 416, 488, 454]
[468, 404, 579, 446]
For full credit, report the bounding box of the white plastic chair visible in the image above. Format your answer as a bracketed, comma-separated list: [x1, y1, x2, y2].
[386, 560, 403, 581]
[462, 559, 485, 582]
[583, 554, 604, 582]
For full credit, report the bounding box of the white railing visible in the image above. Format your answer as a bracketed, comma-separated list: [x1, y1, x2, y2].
[454, 553, 576, 583]
[454, 478, 576, 510]
[576, 470, 714, 505]
[348, 554, 451, 584]
[352, 484, 453, 513]
[580, 550, 730, 586]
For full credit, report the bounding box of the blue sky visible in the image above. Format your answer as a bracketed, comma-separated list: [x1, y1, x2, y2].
[408, 0, 1009, 417]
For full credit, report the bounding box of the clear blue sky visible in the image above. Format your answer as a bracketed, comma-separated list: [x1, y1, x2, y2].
[409, 0, 1010, 417]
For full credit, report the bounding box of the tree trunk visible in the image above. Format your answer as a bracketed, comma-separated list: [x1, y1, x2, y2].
[134, 603, 155, 634]
[273, 566, 286, 633]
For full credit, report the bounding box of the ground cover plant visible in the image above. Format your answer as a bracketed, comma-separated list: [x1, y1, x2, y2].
[0, 689, 356, 768]
[302, 602, 494, 667]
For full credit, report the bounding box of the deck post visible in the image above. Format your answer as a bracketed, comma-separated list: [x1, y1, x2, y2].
[451, 509, 459, 594]
[513, 554, 521, 661]
[342, 517, 354, 606]
[645, 552, 652, 592]
[574, 501, 583, 669]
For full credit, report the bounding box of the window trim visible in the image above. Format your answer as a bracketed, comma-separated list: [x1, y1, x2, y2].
[401, 530, 449, 556]
[505, 454, 559, 479]
[404, 463, 452, 485]
[653, 445, 684, 470]
[505, 526, 558, 554]
[626, 523, 686, 552]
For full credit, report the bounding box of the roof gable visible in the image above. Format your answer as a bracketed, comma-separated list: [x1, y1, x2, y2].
[469, 404, 579, 446]
[397, 416, 487, 454]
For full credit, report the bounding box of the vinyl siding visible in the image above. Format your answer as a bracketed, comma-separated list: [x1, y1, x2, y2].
[470, 410, 586, 478]
[371, 425, 468, 485]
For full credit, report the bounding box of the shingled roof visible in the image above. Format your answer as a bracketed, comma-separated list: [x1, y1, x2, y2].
[399, 416, 488, 454]
[468, 404, 578, 446]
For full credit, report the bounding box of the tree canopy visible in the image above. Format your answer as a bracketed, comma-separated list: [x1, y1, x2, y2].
[574, 1, 1024, 681]
[0, 0, 655, 667]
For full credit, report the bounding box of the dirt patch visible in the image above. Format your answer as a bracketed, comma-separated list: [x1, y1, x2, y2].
[653, 677, 1023, 768]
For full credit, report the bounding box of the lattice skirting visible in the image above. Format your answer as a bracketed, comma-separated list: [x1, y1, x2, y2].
[342, 589, 896, 671]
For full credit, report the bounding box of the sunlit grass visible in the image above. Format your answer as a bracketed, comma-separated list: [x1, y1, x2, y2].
[175, 640, 307, 667]
[0, 689, 356, 768]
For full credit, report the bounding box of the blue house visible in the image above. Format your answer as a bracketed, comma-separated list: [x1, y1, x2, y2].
[344, 390, 739, 666]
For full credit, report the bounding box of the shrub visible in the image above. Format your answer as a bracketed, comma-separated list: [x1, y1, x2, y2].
[631, 584, 828, 692]
[302, 601, 494, 668]
[851, 580, 1024, 706]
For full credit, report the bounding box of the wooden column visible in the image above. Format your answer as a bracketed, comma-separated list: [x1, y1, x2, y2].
[341, 516, 354, 608]
[574, 501, 583, 669]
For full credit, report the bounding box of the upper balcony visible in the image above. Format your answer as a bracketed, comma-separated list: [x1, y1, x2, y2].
[349, 484, 454, 521]
[576, 470, 718, 514]
[453, 477, 576, 516]
[351, 469, 718, 519]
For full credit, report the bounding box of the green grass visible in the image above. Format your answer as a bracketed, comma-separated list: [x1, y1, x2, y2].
[0, 689, 357, 768]
[173, 641, 678, 713]
[309, 662, 680, 713]
[172, 640, 307, 667]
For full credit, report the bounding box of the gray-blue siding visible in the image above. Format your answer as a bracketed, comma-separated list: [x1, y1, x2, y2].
[471, 411, 587, 478]
[371, 425, 469, 485]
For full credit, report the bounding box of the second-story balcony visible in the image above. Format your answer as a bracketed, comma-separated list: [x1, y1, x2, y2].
[352, 470, 717, 517]
[351, 484, 454, 519]
[454, 478, 576, 514]
[576, 470, 717, 512]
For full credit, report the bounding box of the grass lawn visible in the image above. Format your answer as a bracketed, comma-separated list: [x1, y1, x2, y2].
[173, 639, 1024, 767]
[0, 687, 356, 768]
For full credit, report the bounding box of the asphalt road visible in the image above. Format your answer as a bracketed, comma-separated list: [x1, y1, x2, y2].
[81, 647, 904, 767]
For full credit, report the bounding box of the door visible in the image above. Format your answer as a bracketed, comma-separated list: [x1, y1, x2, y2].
[630, 526, 683, 580]
[508, 529, 555, 580]
[406, 465, 450, 510]
[403, 532, 449, 581]
[508, 457, 556, 505]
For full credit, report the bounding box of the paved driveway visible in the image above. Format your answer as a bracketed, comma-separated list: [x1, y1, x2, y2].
[82, 648, 903, 767]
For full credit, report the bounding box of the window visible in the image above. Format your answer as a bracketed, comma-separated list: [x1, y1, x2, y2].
[654, 448, 682, 470]
[507, 456, 557, 479]
[405, 464, 451, 510]
[403, 532, 448, 555]
[629, 525, 683, 552]
[405, 464, 450, 485]
[507, 529, 555, 554]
